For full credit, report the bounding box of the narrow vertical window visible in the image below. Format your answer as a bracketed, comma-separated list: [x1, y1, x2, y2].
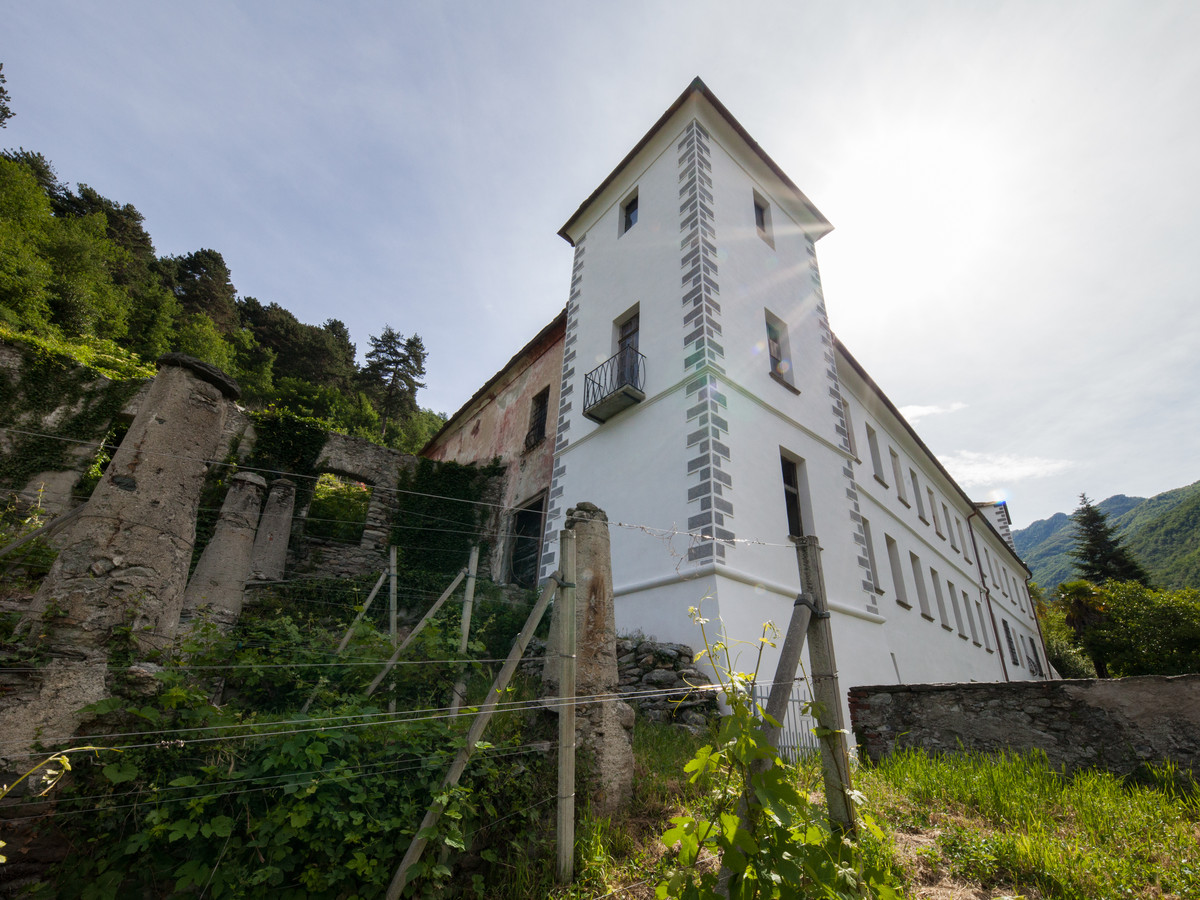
[977, 601, 992, 650]
[910, 552, 931, 619]
[928, 488, 942, 535]
[1002, 619, 1019, 666]
[958, 518, 973, 563]
[886, 534, 908, 608]
[964, 590, 980, 644]
[615, 308, 640, 389]
[911, 470, 927, 521]
[862, 517, 882, 593]
[890, 449, 907, 503]
[866, 425, 886, 485]
[948, 511, 960, 550]
[941, 503, 952, 541]
[765, 310, 794, 387]
[930, 566, 950, 629]
[621, 189, 639, 233]
[753, 189, 774, 247]
[841, 397, 859, 459]
[525, 387, 550, 450]
[781, 455, 805, 538]
[948, 579, 966, 636]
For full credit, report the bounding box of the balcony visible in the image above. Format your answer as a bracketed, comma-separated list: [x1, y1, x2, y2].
[583, 347, 646, 423]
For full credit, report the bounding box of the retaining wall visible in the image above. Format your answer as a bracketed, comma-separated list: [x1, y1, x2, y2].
[850, 675, 1200, 775]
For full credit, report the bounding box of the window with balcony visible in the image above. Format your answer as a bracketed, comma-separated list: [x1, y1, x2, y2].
[583, 307, 645, 423]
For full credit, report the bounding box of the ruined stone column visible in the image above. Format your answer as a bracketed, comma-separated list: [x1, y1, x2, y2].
[181, 471, 267, 629]
[542, 502, 634, 813]
[249, 478, 296, 581]
[5, 355, 239, 770]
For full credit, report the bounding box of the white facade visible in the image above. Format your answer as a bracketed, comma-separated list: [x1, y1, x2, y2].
[538, 81, 1046, 713]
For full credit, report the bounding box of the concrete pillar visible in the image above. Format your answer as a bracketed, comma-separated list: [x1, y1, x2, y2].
[249, 478, 296, 581]
[6, 355, 239, 771]
[542, 502, 634, 813]
[181, 471, 267, 629]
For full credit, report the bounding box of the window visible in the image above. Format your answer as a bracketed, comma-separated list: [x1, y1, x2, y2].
[948, 579, 966, 637]
[616, 308, 640, 387]
[862, 517, 882, 593]
[509, 497, 546, 589]
[964, 590, 980, 644]
[621, 189, 638, 233]
[911, 470, 927, 521]
[977, 601, 991, 650]
[1002, 618, 1019, 666]
[886, 534, 908, 608]
[1028, 641, 1043, 677]
[890, 449, 907, 504]
[928, 488, 942, 535]
[949, 512, 960, 551]
[780, 455, 806, 537]
[941, 504, 952, 541]
[764, 310, 795, 389]
[841, 398, 859, 460]
[958, 518, 972, 563]
[866, 425, 886, 486]
[525, 387, 550, 451]
[753, 190, 774, 247]
[910, 552, 932, 619]
[930, 567, 950, 629]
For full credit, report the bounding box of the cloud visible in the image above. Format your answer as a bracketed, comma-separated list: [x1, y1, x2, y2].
[898, 402, 967, 423]
[937, 451, 1075, 487]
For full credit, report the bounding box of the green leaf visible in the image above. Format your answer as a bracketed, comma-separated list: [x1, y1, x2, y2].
[102, 761, 139, 784]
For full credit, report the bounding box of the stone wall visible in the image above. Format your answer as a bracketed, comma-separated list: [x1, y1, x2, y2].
[850, 675, 1200, 775]
[525, 636, 717, 731]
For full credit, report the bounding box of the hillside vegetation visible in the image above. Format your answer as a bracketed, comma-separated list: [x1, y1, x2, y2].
[1014, 481, 1200, 590]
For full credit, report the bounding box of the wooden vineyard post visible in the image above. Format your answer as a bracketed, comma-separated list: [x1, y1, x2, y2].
[556, 528, 577, 883]
[365, 568, 467, 697]
[386, 575, 560, 899]
[793, 535, 856, 835]
[449, 545, 481, 715]
[300, 569, 388, 714]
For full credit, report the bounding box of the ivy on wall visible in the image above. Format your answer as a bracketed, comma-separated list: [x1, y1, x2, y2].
[0, 332, 148, 503]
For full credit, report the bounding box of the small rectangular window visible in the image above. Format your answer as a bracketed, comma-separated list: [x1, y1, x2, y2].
[886, 534, 908, 608]
[977, 601, 991, 650]
[621, 190, 639, 234]
[841, 398, 859, 460]
[910, 552, 931, 619]
[890, 449, 907, 504]
[911, 470, 927, 521]
[941, 504, 952, 541]
[753, 190, 774, 247]
[928, 488, 942, 535]
[866, 425, 887, 486]
[948, 511, 960, 550]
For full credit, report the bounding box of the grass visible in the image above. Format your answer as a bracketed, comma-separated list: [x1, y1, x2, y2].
[857, 748, 1200, 899]
[488, 729, 1200, 900]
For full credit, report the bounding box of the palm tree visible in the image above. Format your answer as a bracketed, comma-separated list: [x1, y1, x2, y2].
[1057, 580, 1109, 677]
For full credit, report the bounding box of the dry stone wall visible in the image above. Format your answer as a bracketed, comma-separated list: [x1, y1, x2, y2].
[850, 675, 1200, 775]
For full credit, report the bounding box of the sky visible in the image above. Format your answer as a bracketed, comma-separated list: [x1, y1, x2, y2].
[3, 1, 1198, 529]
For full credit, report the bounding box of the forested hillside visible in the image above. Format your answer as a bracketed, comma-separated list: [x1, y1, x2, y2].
[0, 91, 444, 454]
[1014, 481, 1200, 590]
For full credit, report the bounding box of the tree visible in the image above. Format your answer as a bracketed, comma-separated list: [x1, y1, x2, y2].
[159, 249, 238, 333]
[1084, 582, 1200, 676]
[1068, 494, 1150, 586]
[0, 63, 13, 130]
[1056, 580, 1109, 677]
[361, 327, 426, 439]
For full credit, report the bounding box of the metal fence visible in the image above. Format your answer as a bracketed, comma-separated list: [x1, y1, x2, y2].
[751, 680, 820, 762]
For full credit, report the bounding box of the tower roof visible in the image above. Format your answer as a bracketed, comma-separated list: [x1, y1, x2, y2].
[557, 77, 832, 245]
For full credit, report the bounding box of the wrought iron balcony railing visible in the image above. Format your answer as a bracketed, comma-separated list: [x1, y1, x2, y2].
[583, 347, 646, 423]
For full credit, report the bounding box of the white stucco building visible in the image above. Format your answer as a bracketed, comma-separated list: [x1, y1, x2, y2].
[532, 79, 1047, 699]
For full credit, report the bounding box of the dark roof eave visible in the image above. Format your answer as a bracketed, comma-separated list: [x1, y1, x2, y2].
[419, 309, 567, 456]
[834, 336, 1031, 576]
[557, 77, 832, 246]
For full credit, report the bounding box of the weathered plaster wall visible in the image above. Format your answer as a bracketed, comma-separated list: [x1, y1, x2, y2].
[850, 676, 1200, 775]
[424, 316, 564, 581]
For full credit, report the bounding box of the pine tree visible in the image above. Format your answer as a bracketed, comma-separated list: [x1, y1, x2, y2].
[1068, 493, 1151, 586]
[361, 327, 427, 439]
